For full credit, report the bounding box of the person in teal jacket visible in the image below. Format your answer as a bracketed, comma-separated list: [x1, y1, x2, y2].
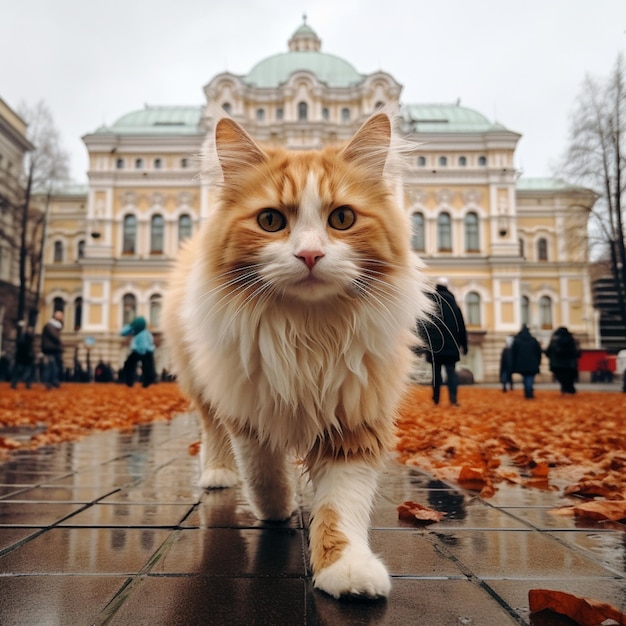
[120, 316, 156, 387]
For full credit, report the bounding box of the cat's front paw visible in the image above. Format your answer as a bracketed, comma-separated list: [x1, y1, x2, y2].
[313, 548, 391, 599]
[198, 467, 239, 489]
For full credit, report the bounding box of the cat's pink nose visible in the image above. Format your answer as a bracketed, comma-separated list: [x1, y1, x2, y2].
[296, 250, 325, 270]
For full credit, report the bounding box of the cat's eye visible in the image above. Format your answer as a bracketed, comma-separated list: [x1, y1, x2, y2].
[328, 206, 356, 230]
[257, 209, 287, 232]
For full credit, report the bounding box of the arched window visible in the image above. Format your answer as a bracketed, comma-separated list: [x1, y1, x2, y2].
[256, 108, 265, 122]
[73, 297, 83, 331]
[149, 294, 162, 328]
[298, 102, 308, 121]
[150, 214, 164, 254]
[135, 158, 144, 169]
[465, 291, 481, 326]
[77, 240, 85, 260]
[53, 241, 63, 263]
[458, 156, 467, 166]
[341, 107, 350, 122]
[539, 295, 553, 329]
[537, 237, 548, 261]
[178, 214, 192, 244]
[122, 215, 137, 255]
[438, 156, 448, 167]
[417, 156, 426, 167]
[478, 155, 487, 166]
[437, 212, 452, 252]
[464, 212, 480, 252]
[222, 102, 232, 114]
[521, 295, 530, 326]
[276, 108, 284, 120]
[322, 107, 329, 120]
[116, 158, 124, 170]
[53, 297, 65, 315]
[375, 101, 385, 110]
[122, 293, 136, 326]
[411, 213, 425, 252]
[154, 158, 162, 169]
[180, 158, 189, 168]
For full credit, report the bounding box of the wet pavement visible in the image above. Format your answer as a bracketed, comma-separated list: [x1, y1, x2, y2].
[0, 408, 624, 625]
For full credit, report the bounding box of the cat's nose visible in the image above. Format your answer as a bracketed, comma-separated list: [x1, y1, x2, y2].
[296, 250, 325, 270]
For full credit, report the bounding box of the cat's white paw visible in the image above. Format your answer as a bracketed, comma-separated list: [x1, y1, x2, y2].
[313, 548, 391, 599]
[197, 467, 239, 489]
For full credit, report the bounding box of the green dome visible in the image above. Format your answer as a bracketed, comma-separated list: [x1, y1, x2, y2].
[403, 104, 504, 133]
[245, 51, 364, 88]
[97, 106, 203, 135]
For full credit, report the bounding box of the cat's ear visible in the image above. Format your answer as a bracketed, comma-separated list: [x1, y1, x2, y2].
[215, 118, 267, 183]
[340, 113, 391, 176]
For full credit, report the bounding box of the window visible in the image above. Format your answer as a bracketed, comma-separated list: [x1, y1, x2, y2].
[77, 240, 85, 260]
[53, 297, 65, 315]
[341, 107, 350, 122]
[222, 102, 232, 114]
[154, 158, 162, 169]
[521, 295, 530, 326]
[322, 107, 329, 120]
[437, 213, 452, 252]
[458, 156, 467, 166]
[519, 238, 525, 259]
[298, 102, 308, 121]
[122, 293, 136, 326]
[74, 297, 83, 331]
[539, 295, 553, 329]
[149, 294, 162, 328]
[438, 156, 448, 167]
[464, 212, 480, 252]
[178, 214, 192, 244]
[537, 237, 548, 261]
[375, 101, 385, 110]
[411, 213, 425, 252]
[465, 292, 481, 326]
[256, 108, 265, 122]
[135, 158, 144, 169]
[417, 156, 426, 167]
[122, 214, 137, 255]
[181, 158, 189, 169]
[150, 215, 164, 254]
[478, 155, 487, 166]
[276, 107, 284, 120]
[53, 241, 63, 263]
[116, 158, 124, 169]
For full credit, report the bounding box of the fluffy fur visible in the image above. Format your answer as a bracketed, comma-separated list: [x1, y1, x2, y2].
[162, 108, 431, 598]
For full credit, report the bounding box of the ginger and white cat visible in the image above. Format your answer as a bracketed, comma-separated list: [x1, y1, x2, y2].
[162, 108, 430, 599]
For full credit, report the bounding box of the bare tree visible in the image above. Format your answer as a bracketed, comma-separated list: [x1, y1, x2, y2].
[562, 53, 626, 339]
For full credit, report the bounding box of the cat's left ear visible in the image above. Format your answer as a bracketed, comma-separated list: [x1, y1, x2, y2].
[215, 117, 267, 183]
[340, 112, 391, 176]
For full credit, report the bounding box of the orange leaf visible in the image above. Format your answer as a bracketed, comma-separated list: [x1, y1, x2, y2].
[397, 501, 445, 525]
[529, 589, 626, 625]
[188, 440, 201, 456]
[572, 500, 626, 522]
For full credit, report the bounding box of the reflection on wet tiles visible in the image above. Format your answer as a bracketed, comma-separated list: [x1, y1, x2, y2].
[548, 530, 626, 574]
[0, 527, 42, 553]
[2, 485, 119, 503]
[150, 527, 306, 576]
[0, 575, 127, 626]
[501, 506, 626, 532]
[57, 502, 193, 527]
[481, 482, 578, 508]
[0, 501, 87, 527]
[433, 530, 619, 579]
[0, 527, 171, 573]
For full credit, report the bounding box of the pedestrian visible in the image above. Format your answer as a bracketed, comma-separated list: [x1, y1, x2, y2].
[511, 324, 542, 399]
[10, 323, 35, 389]
[420, 278, 468, 406]
[41, 310, 65, 389]
[499, 335, 514, 392]
[120, 316, 156, 388]
[545, 326, 580, 394]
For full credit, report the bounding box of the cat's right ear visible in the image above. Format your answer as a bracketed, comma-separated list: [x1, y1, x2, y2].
[215, 118, 267, 183]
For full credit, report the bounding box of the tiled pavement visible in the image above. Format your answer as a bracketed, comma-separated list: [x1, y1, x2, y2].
[0, 408, 624, 625]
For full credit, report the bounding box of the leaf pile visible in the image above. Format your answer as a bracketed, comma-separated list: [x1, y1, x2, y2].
[396, 386, 626, 503]
[0, 383, 190, 458]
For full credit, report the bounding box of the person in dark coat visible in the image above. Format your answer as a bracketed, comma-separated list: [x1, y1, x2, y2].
[41, 310, 64, 389]
[420, 278, 468, 406]
[10, 324, 35, 389]
[545, 326, 580, 394]
[511, 325, 542, 399]
[499, 336, 514, 392]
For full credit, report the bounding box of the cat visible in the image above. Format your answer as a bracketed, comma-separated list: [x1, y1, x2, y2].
[162, 108, 431, 599]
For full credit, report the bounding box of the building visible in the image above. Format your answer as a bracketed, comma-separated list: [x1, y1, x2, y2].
[0, 97, 35, 361]
[38, 20, 598, 382]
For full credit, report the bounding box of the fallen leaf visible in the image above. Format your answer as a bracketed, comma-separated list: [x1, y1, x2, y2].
[572, 500, 626, 522]
[529, 589, 626, 625]
[397, 500, 445, 524]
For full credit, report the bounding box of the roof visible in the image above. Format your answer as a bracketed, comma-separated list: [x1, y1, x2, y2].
[516, 178, 576, 191]
[402, 103, 507, 133]
[94, 106, 203, 135]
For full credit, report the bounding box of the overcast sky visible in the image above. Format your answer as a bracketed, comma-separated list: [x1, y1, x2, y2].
[1, 0, 625, 183]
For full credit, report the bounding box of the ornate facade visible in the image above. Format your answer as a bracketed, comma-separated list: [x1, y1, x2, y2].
[36, 21, 597, 381]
